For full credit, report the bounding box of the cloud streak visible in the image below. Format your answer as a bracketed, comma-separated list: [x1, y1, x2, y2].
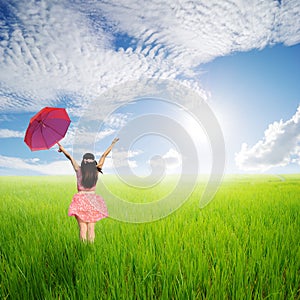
[0, 150, 138, 175]
[0, 154, 74, 175]
[235, 105, 300, 171]
[0, 128, 24, 138]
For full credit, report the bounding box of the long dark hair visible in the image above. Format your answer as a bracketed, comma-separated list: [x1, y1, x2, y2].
[81, 153, 98, 188]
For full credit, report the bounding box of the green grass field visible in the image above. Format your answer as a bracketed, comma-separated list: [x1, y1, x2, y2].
[0, 175, 299, 299]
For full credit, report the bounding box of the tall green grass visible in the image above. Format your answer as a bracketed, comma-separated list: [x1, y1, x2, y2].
[0, 175, 299, 299]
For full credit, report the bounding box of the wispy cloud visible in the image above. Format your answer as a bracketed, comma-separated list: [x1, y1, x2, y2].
[235, 105, 300, 171]
[0, 128, 24, 138]
[92, 0, 300, 62]
[1, 0, 299, 114]
[0, 154, 74, 175]
[108, 149, 142, 169]
[0, 149, 140, 175]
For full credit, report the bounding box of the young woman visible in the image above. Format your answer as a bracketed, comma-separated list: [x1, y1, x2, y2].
[58, 138, 119, 242]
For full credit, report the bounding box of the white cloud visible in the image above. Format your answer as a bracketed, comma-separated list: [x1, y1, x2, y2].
[0, 128, 24, 138]
[162, 148, 182, 170]
[128, 149, 143, 158]
[0, 0, 299, 114]
[107, 149, 142, 169]
[94, 113, 131, 141]
[0, 148, 144, 175]
[0, 152, 138, 175]
[0, 154, 74, 175]
[27, 158, 40, 163]
[94, 0, 300, 61]
[147, 148, 182, 173]
[0, 0, 130, 112]
[275, 0, 300, 46]
[235, 105, 300, 171]
[95, 129, 116, 141]
[103, 113, 130, 129]
[104, 157, 138, 171]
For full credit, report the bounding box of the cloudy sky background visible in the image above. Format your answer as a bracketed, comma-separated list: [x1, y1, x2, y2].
[0, 0, 300, 175]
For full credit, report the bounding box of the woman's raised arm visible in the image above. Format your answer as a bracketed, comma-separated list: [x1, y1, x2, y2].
[57, 142, 79, 172]
[96, 138, 119, 170]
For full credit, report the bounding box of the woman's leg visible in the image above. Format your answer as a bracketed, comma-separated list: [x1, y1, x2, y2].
[87, 222, 96, 243]
[76, 216, 88, 241]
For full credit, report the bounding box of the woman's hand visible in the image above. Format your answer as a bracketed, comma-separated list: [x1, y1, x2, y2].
[57, 142, 79, 171]
[57, 142, 64, 153]
[111, 138, 119, 145]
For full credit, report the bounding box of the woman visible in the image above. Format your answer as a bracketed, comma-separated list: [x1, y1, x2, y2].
[58, 138, 119, 242]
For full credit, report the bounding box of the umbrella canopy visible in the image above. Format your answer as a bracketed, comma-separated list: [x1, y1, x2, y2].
[24, 107, 71, 151]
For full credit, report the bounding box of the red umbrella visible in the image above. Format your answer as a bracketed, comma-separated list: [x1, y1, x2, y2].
[24, 107, 71, 151]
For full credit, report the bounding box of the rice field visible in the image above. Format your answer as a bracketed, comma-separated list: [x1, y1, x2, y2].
[0, 174, 299, 299]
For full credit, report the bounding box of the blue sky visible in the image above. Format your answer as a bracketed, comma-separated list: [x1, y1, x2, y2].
[0, 0, 299, 176]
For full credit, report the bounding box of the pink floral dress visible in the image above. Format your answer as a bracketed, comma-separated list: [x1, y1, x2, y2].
[68, 168, 108, 222]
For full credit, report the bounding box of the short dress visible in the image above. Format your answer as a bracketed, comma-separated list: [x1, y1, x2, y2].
[68, 168, 108, 222]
